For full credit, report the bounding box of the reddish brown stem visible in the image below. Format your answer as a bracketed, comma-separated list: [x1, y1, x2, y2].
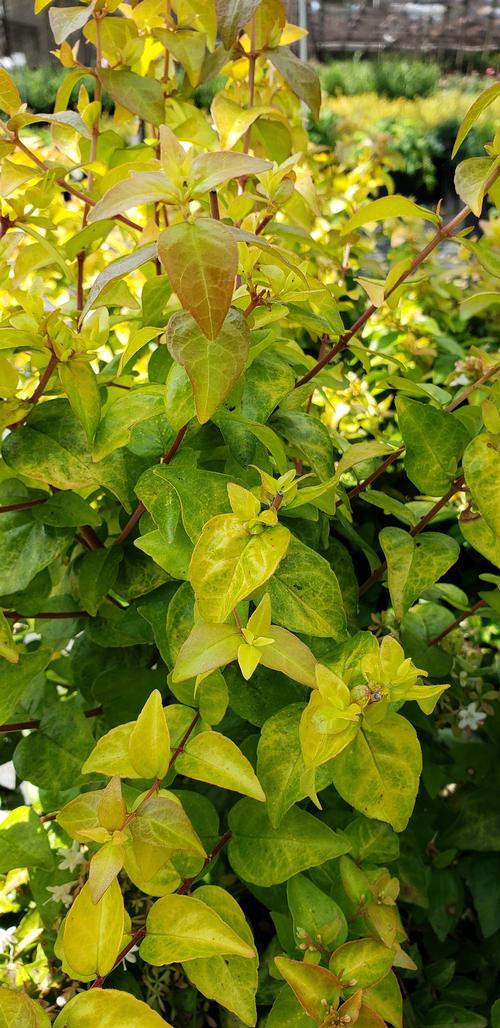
[428, 599, 487, 647]
[294, 164, 500, 391]
[3, 609, 91, 620]
[0, 497, 48, 514]
[209, 190, 220, 220]
[115, 423, 189, 545]
[78, 524, 103, 550]
[346, 448, 404, 502]
[446, 362, 500, 412]
[0, 705, 102, 733]
[168, 711, 201, 770]
[177, 830, 232, 895]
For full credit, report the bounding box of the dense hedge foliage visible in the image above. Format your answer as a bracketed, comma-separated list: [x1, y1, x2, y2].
[320, 58, 440, 100]
[0, 2, 499, 1026]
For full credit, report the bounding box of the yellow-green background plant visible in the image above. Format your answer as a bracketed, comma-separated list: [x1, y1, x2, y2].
[0, 2, 498, 1025]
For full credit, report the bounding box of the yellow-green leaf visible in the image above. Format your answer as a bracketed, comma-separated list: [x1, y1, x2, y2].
[176, 730, 266, 801]
[53, 989, 171, 1028]
[49, 3, 95, 44]
[343, 195, 440, 234]
[463, 431, 500, 539]
[0, 610, 18, 664]
[82, 722, 138, 778]
[0, 989, 51, 1026]
[140, 892, 256, 964]
[62, 879, 124, 978]
[58, 361, 101, 446]
[172, 622, 241, 681]
[190, 514, 290, 622]
[128, 689, 171, 779]
[167, 309, 249, 423]
[0, 68, 21, 117]
[184, 884, 258, 1027]
[452, 81, 500, 157]
[330, 712, 422, 832]
[454, 156, 496, 216]
[158, 220, 238, 340]
[88, 840, 126, 903]
[274, 956, 341, 1022]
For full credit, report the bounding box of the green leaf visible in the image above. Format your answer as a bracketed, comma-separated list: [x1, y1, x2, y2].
[266, 537, 347, 640]
[0, 506, 72, 596]
[364, 971, 403, 1028]
[13, 703, 94, 791]
[191, 151, 272, 194]
[272, 412, 335, 481]
[93, 390, 166, 461]
[259, 626, 318, 687]
[176, 730, 265, 801]
[140, 892, 256, 964]
[0, 806, 53, 873]
[172, 622, 241, 680]
[287, 873, 348, 951]
[275, 956, 341, 1022]
[190, 513, 290, 623]
[266, 46, 321, 121]
[455, 157, 496, 216]
[167, 309, 250, 423]
[460, 514, 500, 570]
[396, 396, 470, 494]
[130, 792, 206, 863]
[267, 987, 316, 1027]
[452, 82, 500, 157]
[98, 68, 165, 126]
[53, 989, 171, 1028]
[32, 491, 101, 529]
[228, 798, 350, 886]
[330, 712, 422, 832]
[79, 546, 122, 616]
[463, 432, 500, 540]
[0, 68, 21, 116]
[88, 173, 175, 225]
[0, 989, 51, 1028]
[380, 527, 460, 620]
[183, 884, 258, 1026]
[80, 245, 157, 317]
[257, 705, 317, 828]
[343, 195, 440, 233]
[0, 649, 52, 724]
[159, 220, 238, 340]
[137, 462, 233, 543]
[215, 0, 261, 48]
[49, 2, 95, 44]
[329, 939, 394, 990]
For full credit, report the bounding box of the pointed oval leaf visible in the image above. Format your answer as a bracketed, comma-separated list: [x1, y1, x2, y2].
[184, 884, 258, 1027]
[172, 622, 241, 681]
[140, 892, 256, 964]
[176, 730, 266, 801]
[167, 309, 250, 423]
[343, 195, 439, 234]
[228, 798, 350, 886]
[190, 514, 291, 623]
[62, 880, 124, 978]
[274, 956, 341, 1022]
[330, 712, 422, 832]
[53, 989, 171, 1028]
[128, 690, 171, 780]
[158, 220, 238, 340]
